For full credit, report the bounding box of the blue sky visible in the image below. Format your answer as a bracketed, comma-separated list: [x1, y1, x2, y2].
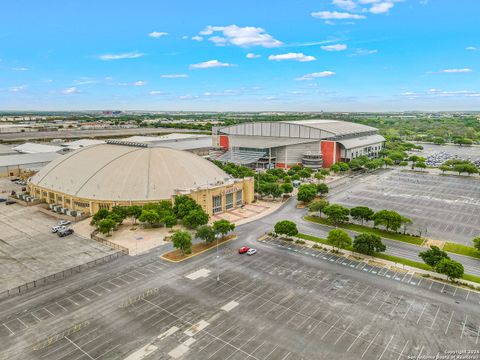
[0, 0, 479, 111]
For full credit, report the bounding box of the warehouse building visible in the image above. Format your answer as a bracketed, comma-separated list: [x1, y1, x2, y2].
[0, 152, 61, 178]
[27, 142, 254, 217]
[213, 120, 385, 168]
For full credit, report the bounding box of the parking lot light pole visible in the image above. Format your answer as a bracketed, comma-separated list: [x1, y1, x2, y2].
[216, 237, 220, 281]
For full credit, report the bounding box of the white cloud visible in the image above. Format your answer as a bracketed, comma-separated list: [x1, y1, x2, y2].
[358, 0, 382, 3]
[189, 60, 234, 69]
[466, 46, 477, 51]
[246, 53, 261, 59]
[9, 85, 27, 93]
[161, 74, 189, 78]
[264, 96, 279, 101]
[199, 25, 282, 48]
[268, 52, 316, 62]
[401, 89, 480, 98]
[439, 68, 473, 73]
[369, 2, 394, 14]
[191, 35, 203, 42]
[99, 52, 145, 61]
[148, 31, 168, 38]
[12, 67, 28, 71]
[133, 81, 147, 86]
[321, 43, 348, 51]
[311, 11, 366, 19]
[149, 91, 165, 95]
[350, 48, 378, 56]
[61, 87, 79, 94]
[296, 71, 336, 81]
[332, 0, 357, 11]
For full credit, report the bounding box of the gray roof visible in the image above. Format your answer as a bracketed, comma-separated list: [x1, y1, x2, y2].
[0, 152, 62, 167]
[282, 120, 378, 137]
[337, 134, 385, 149]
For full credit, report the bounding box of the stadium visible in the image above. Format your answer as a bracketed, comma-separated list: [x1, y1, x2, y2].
[27, 143, 254, 217]
[213, 119, 385, 168]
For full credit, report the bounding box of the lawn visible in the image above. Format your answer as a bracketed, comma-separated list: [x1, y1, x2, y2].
[443, 242, 480, 259]
[161, 235, 235, 262]
[305, 215, 424, 246]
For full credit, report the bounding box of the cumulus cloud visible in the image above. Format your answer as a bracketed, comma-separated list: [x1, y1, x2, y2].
[9, 85, 27, 93]
[321, 44, 347, 51]
[191, 35, 203, 42]
[268, 52, 316, 62]
[311, 11, 366, 19]
[98, 52, 145, 61]
[358, 0, 382, 3]
[148, 31, 168, 38]
[439, 68, 473, 73]
[295, 71, 336, 81]
[332, 0, 357, 11]
[369, 2, 395, 14]
[149, 91, 165, 95]
[401, 89, 480, 98]
[133, 81, 147, 86]
[246, 53, 261, 59]
[466, 46, 477, 51]
[61, 87, 79, 94]
[189, 60, 234, 69]
[199, 25, 282, 48]
[349, 48, 378, 56]
[161, 74, 189, 78]
[12, 67, 28, 71]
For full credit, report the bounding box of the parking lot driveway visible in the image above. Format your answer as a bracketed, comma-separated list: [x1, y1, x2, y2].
[0, 203, 116, 292]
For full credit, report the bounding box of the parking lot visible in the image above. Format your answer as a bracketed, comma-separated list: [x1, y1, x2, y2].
[2, 235, 479, 360]
[0, 201, 117, 293]
[415, 143, 480, 161]
[329, 169, 480, 244]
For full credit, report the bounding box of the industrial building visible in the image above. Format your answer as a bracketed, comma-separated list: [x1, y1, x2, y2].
[0, 152, 62, 178]
[213, 119, 385, 168]
[27, 143, 254, 217]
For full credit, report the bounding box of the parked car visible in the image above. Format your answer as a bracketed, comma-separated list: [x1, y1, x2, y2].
[238, 246, 250, 254]
[58, 220, 71, 226]
[246, 248, 257, 256]
[5, 200, 16, 205]
[57, 228, 74, 237]
[0, 198, 6, 202]
[51, 225, 67, 233]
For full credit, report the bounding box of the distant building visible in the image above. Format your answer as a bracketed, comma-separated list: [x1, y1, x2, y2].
[12, 142, 64, 154]
[0, 152, 61, 177]
[213, 119, 385, 169]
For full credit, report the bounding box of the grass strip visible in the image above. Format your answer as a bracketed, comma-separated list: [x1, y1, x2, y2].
[443, 242, 480, 259]
[305, 215, 424, 245]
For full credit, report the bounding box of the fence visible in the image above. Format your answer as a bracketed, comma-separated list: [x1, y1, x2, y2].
[90, 230, 130, 255]
[0, 251, 125, 300]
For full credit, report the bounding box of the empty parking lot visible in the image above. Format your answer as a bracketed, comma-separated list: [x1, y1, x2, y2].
[1, 235, 479, 360]
[329, 169, 480, 245]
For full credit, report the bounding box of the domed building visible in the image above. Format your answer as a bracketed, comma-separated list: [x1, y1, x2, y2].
[27, 143, 254, 217]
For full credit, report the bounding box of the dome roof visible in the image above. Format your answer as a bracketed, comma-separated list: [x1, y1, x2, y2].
[30, 144, 231, 201]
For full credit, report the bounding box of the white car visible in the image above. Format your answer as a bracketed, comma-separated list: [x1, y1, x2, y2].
[246, 248, 257, 256]
[51, 225, 67, 233]
[58, 220, 71, 226]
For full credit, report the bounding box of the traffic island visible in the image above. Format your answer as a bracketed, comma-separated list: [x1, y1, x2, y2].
[161, 234, 237, 262]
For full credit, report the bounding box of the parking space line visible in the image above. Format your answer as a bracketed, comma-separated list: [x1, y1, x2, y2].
[397, 340, 409, 360]
[2, 323, 14, 335]
[264, 345, 279, 360]
[366, 289, 381, 306]
[321, 316, 342, 340]
[461, 315, 467, 339]
[362, 330, 381, 358]
[416, 303, 427, 324]
[334, 321, 352, 344]
[43, 307, 55, 317]
[476, 326, 479, 345]
[346, 325, 365, 351]
[428, 305, 440, 329]
[31, 312, 42, 322]
[389, 296, 403, 316]
[55, 302, 68, 311]
[280, 352, 292, 360]
[378, 334, 394, 360]
[64, 336, 95, 360]
[98, 284, 112, 292]
[445, 311, 454, 335]
[402, 300, 414, 320]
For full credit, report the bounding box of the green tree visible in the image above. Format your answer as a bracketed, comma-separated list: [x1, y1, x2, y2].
[138, 210, 160, 227]
[349, 206, 374, 225]
[171, 230, 192, 255]
[91, 208, 110, 225]
[330, 164, 341, 173]
[353, 233, 386, 256]
[212, 219, 235, 239]
[196, 225, 215, 244]
[182, 209, 209, 229]
[372, 210, 409, 232]
[316, 183, 329, 196]
[270, 183, 284, 200]
[473, 237, 480, 252]
[435, 258, 464, 281]
[274, 220, 298, 237]
[111, 206, 128, 221]
[327, 229, 352, 251]
[297, 184, 317, 203]
[163, 214, 178, 228]
[382, 157, 393, 168]
[281, 182, 294, 194]
[173, 195, 201, 219]
[127, 205, 142, 224]
[418, 246, 450, 267]
[414, 161, 427, 170]
[398, 161, 408, 167]
[323, 204, 350, 226]
[97, 218, 116, 235]
[308, 199, 329, 217]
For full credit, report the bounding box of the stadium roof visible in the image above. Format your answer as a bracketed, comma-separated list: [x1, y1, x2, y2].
[0, 152, 61, 167]
[282, 120, 378, 137]
[30, 144, 230, 201]
[336, 134, 385, 149]
[13, 142, 63, 154]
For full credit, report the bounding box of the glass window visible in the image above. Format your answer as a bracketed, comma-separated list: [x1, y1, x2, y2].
[212, 195, 222, 214]
[236, 190, 243, 207]
[226, 193, 234, 210]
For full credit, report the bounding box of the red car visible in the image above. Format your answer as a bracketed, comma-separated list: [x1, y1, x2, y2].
[238, 246, 250, 254]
